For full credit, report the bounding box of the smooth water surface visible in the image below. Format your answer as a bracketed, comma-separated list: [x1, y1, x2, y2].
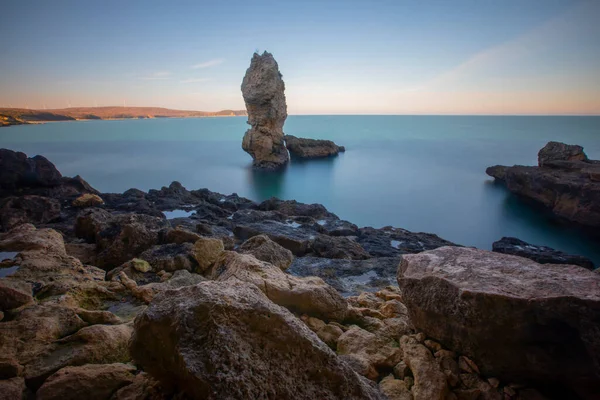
[1, 116, 599, 263]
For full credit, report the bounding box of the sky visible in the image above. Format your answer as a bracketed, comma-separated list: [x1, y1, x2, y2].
[1, 0, 599, 115]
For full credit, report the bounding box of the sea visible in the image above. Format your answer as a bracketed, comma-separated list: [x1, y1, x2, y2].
[1, 115, 599, 264]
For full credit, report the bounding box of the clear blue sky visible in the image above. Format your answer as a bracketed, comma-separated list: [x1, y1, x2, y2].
[1, 0, 599, 114]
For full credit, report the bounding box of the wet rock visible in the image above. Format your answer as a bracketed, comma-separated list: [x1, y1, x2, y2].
[0, 195, 61, 231]
[492, 236, 594, 270]
[538, 141, 588, 166]
[400, 335, 448, 400]
[257, 197, 333, 219]
[72, 194, 104, 208]
[288, 256, 400, 295]
[357, 226, 456, 257]
[36, 363, 136, 400]
[212, 251, 349, 321]
[311, 234, 370, 260]
[486, 142, 600, 228]
[398, 246, 600, 398]
[284, 135, 345, 158]
[130, 280, 382, 399]
[164, 226, 201, 244]
[241, 51, 289, 170]
[239, 234, 293, 270]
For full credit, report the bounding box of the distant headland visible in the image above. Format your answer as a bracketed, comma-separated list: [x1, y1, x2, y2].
[0, 106, 247, 127]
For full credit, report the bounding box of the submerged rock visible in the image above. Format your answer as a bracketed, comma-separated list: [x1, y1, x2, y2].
[241, 52, 289, 170]
[486, 141, 600, 228]
[397, 246, 600, 398]
[284, 135, 345, 158]
[492, 236, 594, 270]
[130, 280, 383, 399]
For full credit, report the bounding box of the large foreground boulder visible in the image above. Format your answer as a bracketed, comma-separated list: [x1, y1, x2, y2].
[241, 51, 289, 170]
[397, 246, 600, 399]
[130, 280, 382, 399]
[284, 135, 345, 158]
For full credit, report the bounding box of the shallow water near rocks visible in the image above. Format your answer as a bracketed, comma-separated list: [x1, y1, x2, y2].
[0, 265, 19, 278]
[163, 209, 195, 219]
[0, 251, 19, 261]
[2, 115, 600, 264]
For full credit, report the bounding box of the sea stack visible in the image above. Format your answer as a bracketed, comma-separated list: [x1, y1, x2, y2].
[241, 52, 289, 170]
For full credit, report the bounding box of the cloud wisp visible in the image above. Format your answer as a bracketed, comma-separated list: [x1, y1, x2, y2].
[191, 58, 224, 69]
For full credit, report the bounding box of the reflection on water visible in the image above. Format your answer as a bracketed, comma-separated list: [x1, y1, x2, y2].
[248, 164, 287, 200]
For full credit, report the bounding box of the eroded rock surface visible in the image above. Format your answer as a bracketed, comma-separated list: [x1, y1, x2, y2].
[398, 246, 600, 398]
[130, 280, 383, 399]
[241, 52, 289, 170]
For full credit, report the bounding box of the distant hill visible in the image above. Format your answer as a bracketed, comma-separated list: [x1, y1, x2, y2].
[0, 107, 247, 126]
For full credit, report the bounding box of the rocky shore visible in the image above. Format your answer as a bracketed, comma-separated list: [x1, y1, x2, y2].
[1, 148, 599, 399]
[487, 141, 600, 229]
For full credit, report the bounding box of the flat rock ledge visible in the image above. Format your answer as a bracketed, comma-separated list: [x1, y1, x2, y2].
[285, 134, 345, 159]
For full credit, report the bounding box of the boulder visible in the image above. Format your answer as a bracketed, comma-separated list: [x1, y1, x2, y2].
[130, 280, 383, 399]
[284, 135, 345, 158]
[72, 193, 104, 208]
[538, 141, 588, 166]
[0, 377, 26, 400]
[0, 149, 62, 192]
[378, 375, 413, 400]
[398, 246, 600, 398]
[241, 51, 289, 170]
[492, 236, 594, 270]
[36, 363, 136, 400]
[212, 251, 348, 321]
[310, 234, 370, 260]
[192, 237, 224, 273]
[139, 243, 197, 273]
[239, 234, 293, 270]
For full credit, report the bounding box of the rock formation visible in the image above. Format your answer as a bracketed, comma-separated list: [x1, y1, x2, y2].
[486, 141, 600, 228]
[284, 135, 345, 158]
[241, 52, 289, 170]
[397, 246, 600, 398]
[492, 236, 594, 270]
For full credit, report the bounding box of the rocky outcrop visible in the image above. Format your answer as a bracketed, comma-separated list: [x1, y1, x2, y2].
[0, 149, 62, 192]
[239, 234, 293, 270]
[486, 141, 600, 228]
[284, 135, 345, 158]
[397, 246, 600, 398]
[241, 52, 289, 170]
[492, 236, 594, 270]
[538, 141, 588, 166]
[130, 280, 383, 399]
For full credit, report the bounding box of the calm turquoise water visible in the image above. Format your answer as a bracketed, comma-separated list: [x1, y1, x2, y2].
[2, 116, 599, 263]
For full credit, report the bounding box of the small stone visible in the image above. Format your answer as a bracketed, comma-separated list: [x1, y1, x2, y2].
[403, 376, 414, 389]
[414, 332, 426, 343]
[192, 237, 224, 273]
[378, 374, 413, 400]
[316, 324, 343, 349]
[131, 258, 151, 273]
[393, 361, 410, 379]
[424, 339, 442, 353]
[458, 356, 480, 374]
[300, 315, 326, 332]
[488, 378, 500, 388]
[380, 300, 408, 319]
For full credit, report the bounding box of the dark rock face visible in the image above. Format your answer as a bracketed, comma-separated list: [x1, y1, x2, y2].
[538, 141, 588, 166]
[397, 246, 600, 398]
[0, 195, 61, 231]
[486, 141, 600, 228]
[0, 149, 62, 193]
[492, 236, 594, 270]
[241, 52, 289, 170]
[357, 226, 456, 257]
[130, 280, 383, 400]
[284, 135, 345, 158]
